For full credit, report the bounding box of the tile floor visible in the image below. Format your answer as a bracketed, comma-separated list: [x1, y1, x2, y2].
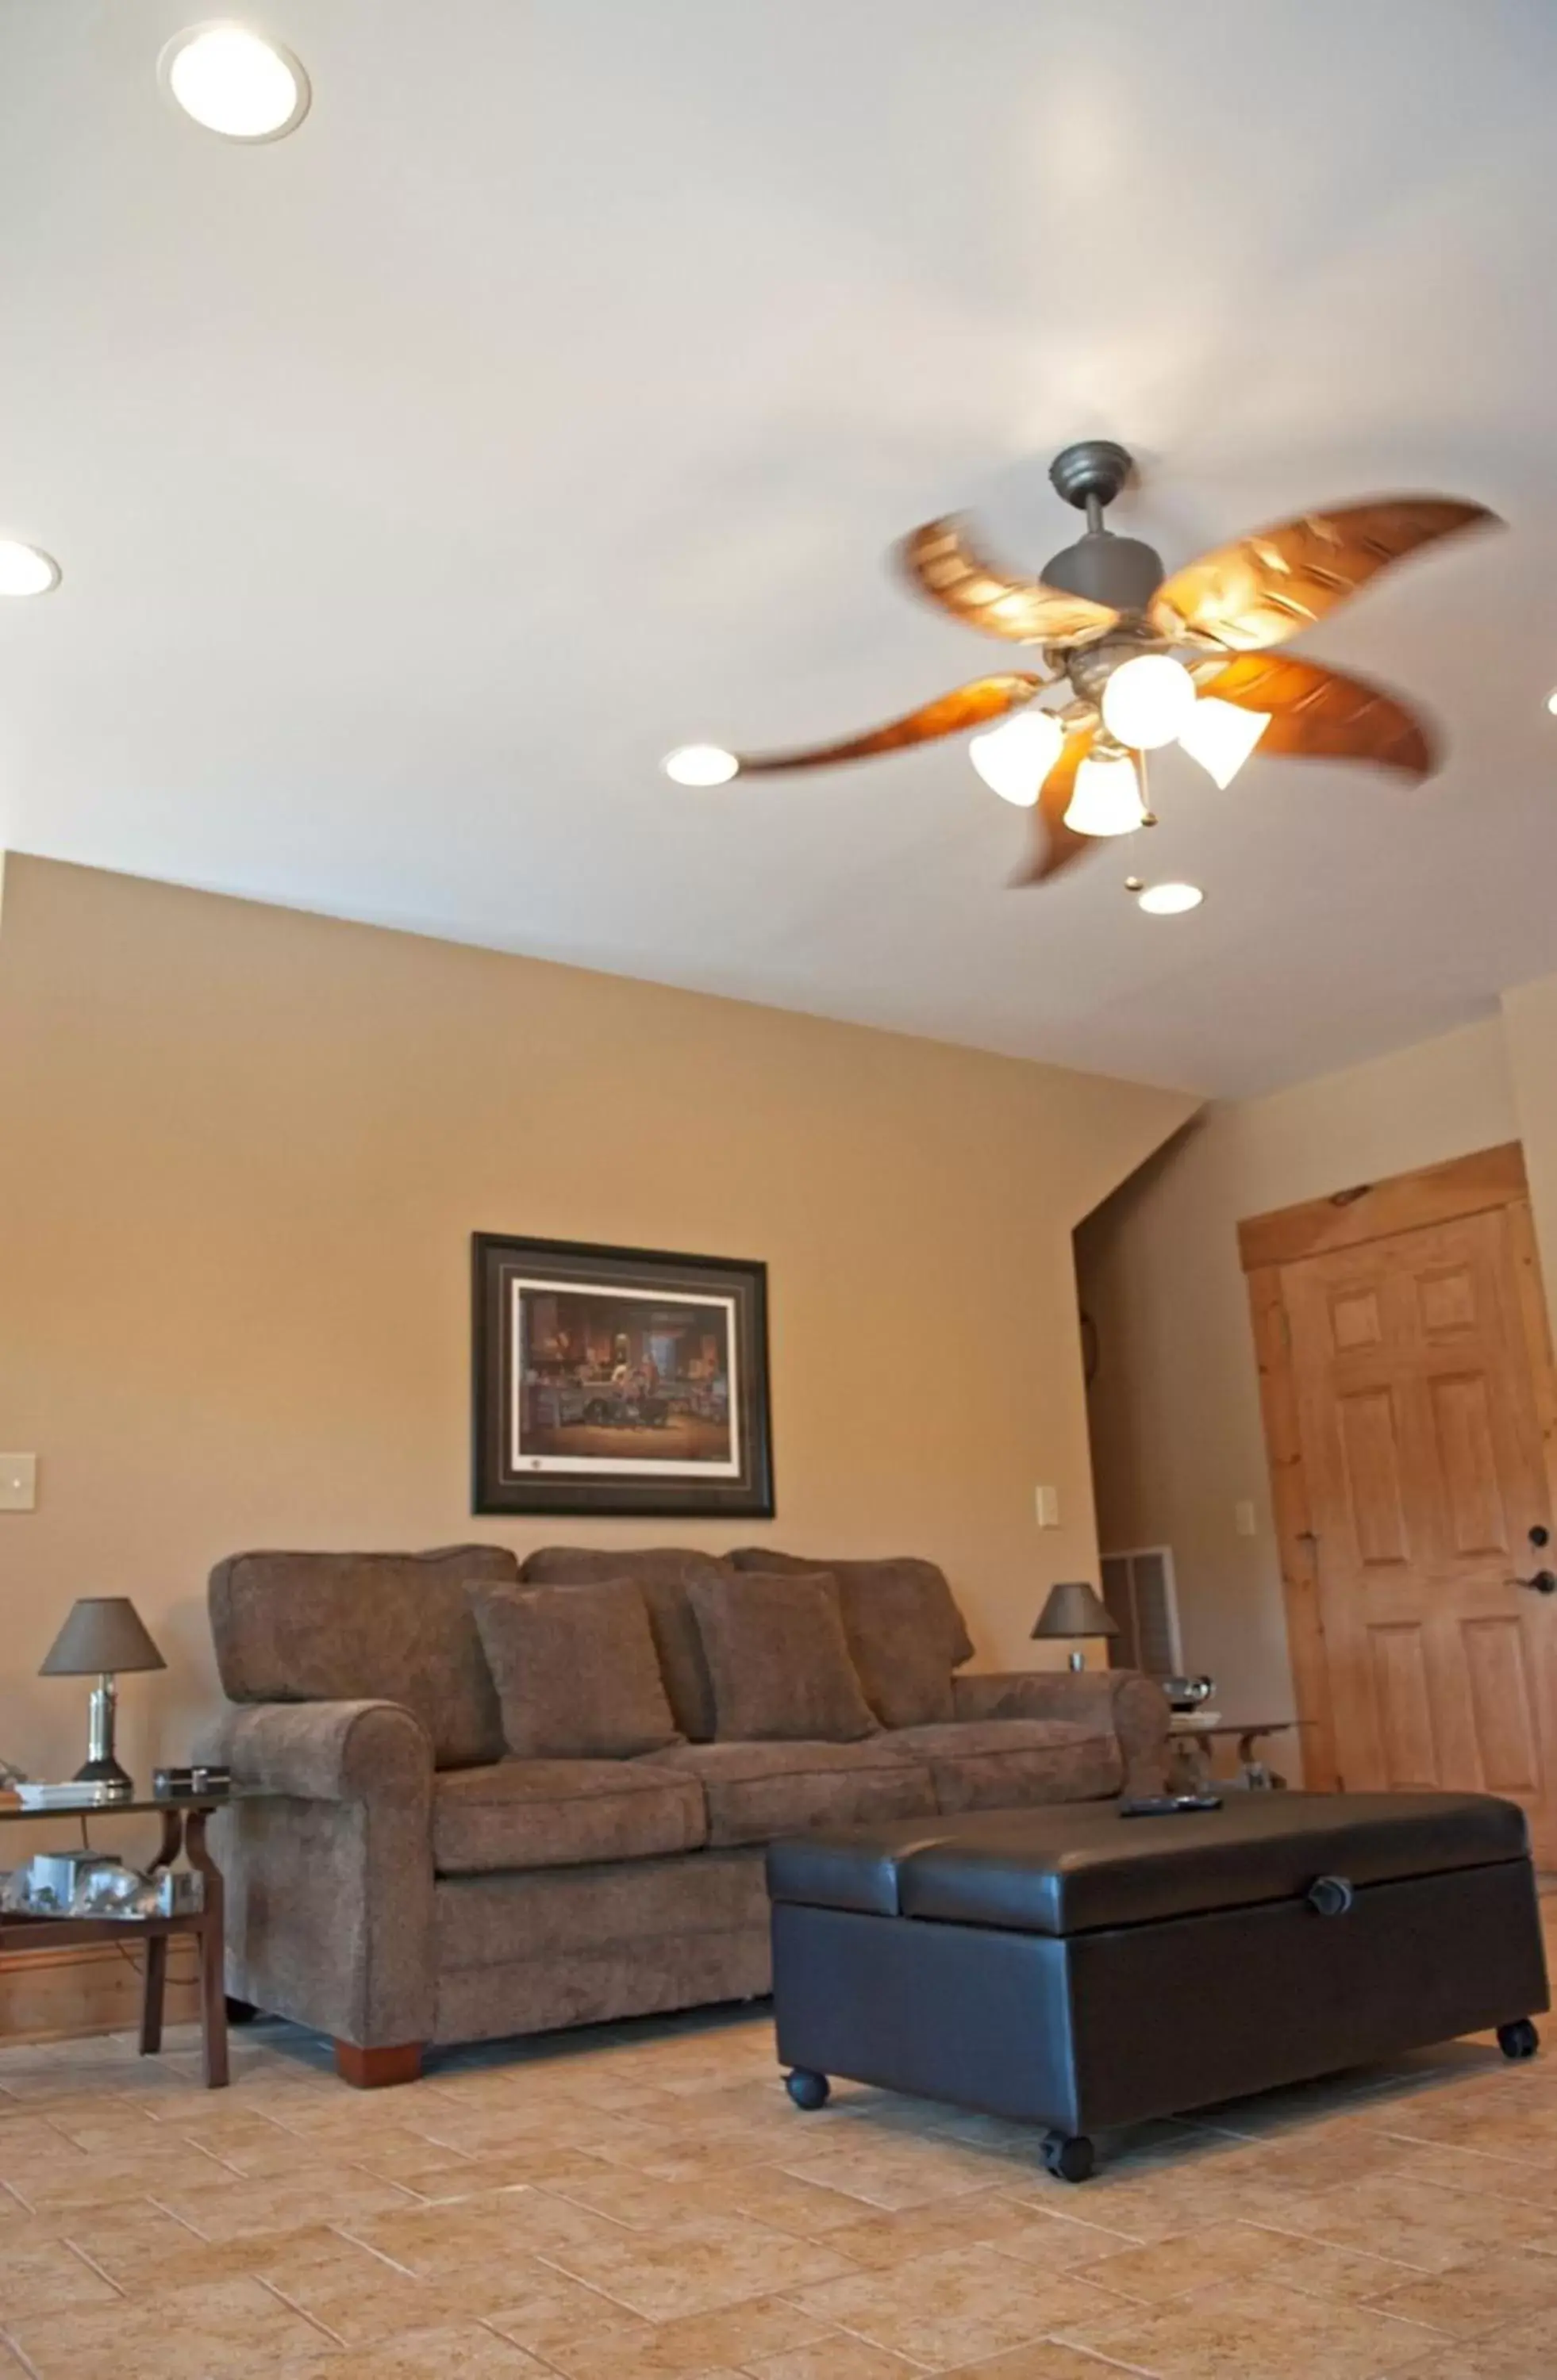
[4, 1936, 1557, 2378]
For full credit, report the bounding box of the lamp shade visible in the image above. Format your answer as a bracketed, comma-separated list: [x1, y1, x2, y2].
[1031, 1581, 1119, 1642]
[40, 1598, 167, 1677]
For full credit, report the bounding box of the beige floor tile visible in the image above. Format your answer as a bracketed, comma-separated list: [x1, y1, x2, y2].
[0, 2233, 123, 2320]
[1240, 2226, 1422, 2309]
[1390, 2302, 1557, 2377]
[790, 2241, 1121, 2370]
[267, 2248, 471, 2345]
[8, 2271, 336, 2380]
[540, 2209, 855, 2323]
[828, 2197, 1131, 2274]
[1053, 2274, 1438, 2379]
[520, 2294, 834, 2378]
[9, 2143, 240, 2216]
[348, 2182, 636, 2274]
[778, 2132, 1025, 2213]
[1381, 2136, 1557, 2208]
[479, 2262, 652, 2357]
[941, 2348, 1170, 2380]
[1071, 2217, 1292, 2303]
[159, 2160, 419, 2240]
[393, 2147, 614, 2199]
[744, 2339, 921, 2380]
[170, 2111, 328, 2177]
[274, 2320, 553, 2377]
[1362, 2247, 1557, 2340]
[1269, 2169, 1557, 2271]
[48, 2194, 216, 2282]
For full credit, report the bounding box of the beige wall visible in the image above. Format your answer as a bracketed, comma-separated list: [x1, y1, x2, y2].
[1076, 1016, 1521, 1739]
[0, 856, 1194, 1782]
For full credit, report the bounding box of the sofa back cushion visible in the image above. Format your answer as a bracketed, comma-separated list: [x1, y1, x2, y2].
[689, 1570, 878, 1743]
[728, 1549, 975, 1728]
[520, 1547, 730, 1741]
[209, 1545, 515, 1769]
[468, 1579, 682, 1760]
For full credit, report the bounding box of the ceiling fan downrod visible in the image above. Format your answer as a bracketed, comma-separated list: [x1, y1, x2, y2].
[1042, 440, 1166, 616]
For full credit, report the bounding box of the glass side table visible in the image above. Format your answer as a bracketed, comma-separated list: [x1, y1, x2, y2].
[0, 1788, 265, 2088]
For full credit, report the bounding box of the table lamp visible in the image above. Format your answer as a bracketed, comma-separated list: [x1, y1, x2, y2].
[1032, 1580, 1119, 1672]
[40, 1598, 166, 1790]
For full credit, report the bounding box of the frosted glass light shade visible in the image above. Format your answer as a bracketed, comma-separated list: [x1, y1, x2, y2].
[1178, 696, 1270, 789]
[663, 744, 739, 785]
[1063, 750, 1147, 837]
[968, 710, 1064, 807]
[1101, 653, 1198, 750]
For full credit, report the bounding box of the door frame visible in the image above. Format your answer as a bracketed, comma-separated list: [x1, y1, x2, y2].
[1238, 1142, 1557, 1790]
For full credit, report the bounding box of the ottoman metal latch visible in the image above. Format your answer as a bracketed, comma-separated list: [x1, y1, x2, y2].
[1307, 1875, 1355, 1917]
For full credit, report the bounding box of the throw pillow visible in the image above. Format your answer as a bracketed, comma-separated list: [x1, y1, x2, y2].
[469, 1579, 682, 1760]
[688, 1571, 878, 1743]
[728, 1548, 974, 1728]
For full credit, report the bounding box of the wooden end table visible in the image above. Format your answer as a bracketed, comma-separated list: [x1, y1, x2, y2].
[1167, 1718, 1312, 1794]
[0, 1789, 254, 2087]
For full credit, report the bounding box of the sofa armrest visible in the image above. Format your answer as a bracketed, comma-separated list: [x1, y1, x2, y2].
[201, 1699, 433, 1805]
[195, 1701, 436, 2051]
[953, 1668, 1169, 1795]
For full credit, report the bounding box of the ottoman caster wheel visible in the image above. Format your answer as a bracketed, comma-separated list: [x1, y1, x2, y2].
[1499, 2018, 1540, 2060]
[1041, 2130, 1094, 2183]
[785, 2069, 831, 2111]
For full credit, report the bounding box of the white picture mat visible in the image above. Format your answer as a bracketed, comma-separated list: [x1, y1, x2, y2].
[510, 1275, 743, 1477]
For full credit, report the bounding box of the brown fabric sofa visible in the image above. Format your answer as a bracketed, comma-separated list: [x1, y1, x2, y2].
[201, 1544, 1168, 2084]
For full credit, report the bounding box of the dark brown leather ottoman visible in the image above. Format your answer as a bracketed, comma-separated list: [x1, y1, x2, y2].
[767, 1792, 1550, 2179]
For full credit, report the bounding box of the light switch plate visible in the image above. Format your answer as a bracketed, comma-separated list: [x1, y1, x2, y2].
[0, 1454, 37, 1512]
[1234, 1499, 1258, 1538]
[1035, 1484, 1060, 1529]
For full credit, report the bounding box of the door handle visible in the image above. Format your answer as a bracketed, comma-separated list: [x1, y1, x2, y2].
[1510, 1571, 1557, 1595]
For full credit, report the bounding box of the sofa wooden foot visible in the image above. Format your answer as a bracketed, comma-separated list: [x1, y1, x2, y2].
[333, 2040, 423, 2088]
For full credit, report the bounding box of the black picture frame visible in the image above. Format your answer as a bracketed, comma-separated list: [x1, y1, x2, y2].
[472, 1233, 775, 1518]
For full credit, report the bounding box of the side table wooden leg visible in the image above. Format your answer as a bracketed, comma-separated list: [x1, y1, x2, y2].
[138, 1806, 183, 2058]
[186, 1811, 229, 2089]
[140, 1934, 167, 2056]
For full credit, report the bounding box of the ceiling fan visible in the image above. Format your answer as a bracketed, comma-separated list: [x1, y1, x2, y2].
[666, 440, 1497, 889]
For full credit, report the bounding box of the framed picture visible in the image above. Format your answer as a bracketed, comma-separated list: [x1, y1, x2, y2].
[472, 1234, 775, 1518]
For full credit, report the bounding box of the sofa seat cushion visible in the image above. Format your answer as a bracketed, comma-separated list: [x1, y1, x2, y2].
[641, 1738, 935, 1848]
[433, 1759, 706, 1876]
[886, 1718, 1123, 1815]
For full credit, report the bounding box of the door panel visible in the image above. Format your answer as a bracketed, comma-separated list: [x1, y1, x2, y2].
[1282, 1201, 1557, 1856]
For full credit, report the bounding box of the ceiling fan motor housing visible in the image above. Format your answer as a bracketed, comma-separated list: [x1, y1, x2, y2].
[1042, 530, 1166, 617]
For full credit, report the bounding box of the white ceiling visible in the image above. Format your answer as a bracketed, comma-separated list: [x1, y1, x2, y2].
[4, 1, 1557, 1096]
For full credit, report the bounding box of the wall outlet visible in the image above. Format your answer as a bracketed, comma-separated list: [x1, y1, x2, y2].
[1234, 1499, 1258, 1538]
[0, 1454, 37, 1512]
[1035, 1484, 1060, 1530]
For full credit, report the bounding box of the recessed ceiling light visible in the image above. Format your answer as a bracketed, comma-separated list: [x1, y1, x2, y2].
[0, 539, 61, 597]
[1547, 689, 1557, 717]
[160, 23, 311, 141]
[663, 744, 739, 786]
[1136, 881, 1204, 916]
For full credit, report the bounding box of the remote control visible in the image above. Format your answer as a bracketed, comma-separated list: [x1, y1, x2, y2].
[1118, 1791, 1224, 1817]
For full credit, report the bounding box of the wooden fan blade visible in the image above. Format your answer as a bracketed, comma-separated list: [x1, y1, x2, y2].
[1198, 654, 1438, 778]
[1150, 497, 1497, 653]
[902, 517, 1121, 647]
[1010, 727, 1098, 886]
[732, 674, 1045, 774]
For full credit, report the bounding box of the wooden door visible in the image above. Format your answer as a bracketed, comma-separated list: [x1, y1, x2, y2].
[1242, 1146, 1557, 1859]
